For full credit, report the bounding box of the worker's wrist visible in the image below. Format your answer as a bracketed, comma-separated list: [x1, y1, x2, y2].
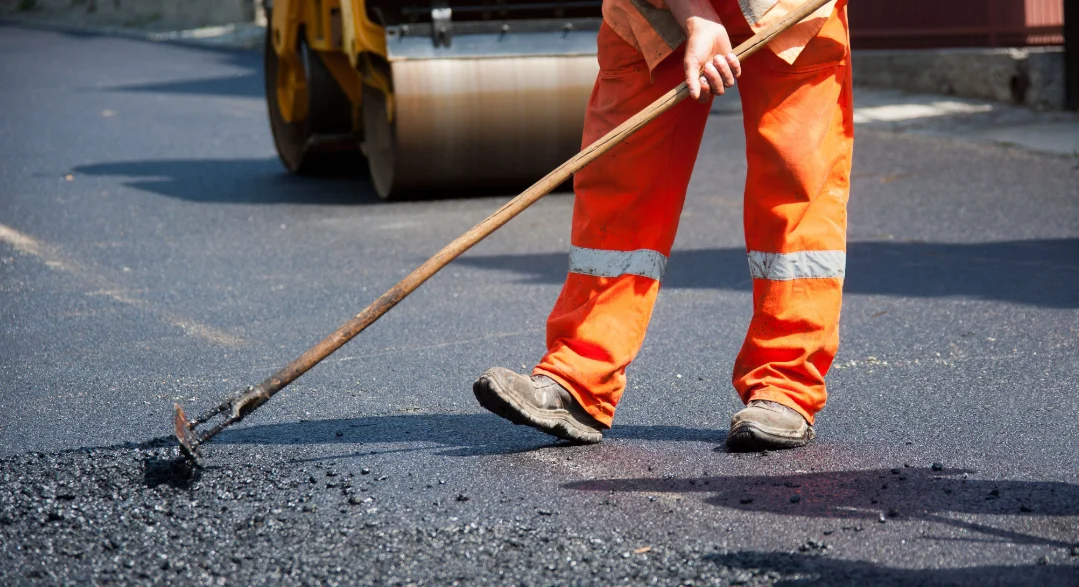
[668, 0, 722, 33]
[684, 15, 724, 35]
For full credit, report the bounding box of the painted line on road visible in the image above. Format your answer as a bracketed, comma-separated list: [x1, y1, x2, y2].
[0, 222, 244, 347]
[0, 224, 45, 256]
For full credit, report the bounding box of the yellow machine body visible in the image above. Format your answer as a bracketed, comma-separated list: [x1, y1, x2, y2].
[264, 0, 601, 199]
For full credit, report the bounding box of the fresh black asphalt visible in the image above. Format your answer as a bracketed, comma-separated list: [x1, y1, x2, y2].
[1, 25, 1078, 585]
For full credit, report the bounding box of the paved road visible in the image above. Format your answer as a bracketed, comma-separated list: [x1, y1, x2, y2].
[2, 25, 1078, 585]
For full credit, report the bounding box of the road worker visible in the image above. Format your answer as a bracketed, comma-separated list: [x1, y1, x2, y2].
[474, 0, 852, 451]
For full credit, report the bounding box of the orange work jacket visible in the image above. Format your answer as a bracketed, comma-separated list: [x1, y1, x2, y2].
[602, 0, 838, 70]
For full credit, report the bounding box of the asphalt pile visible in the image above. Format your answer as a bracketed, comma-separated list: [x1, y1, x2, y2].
[6, 442, 1076, 585]
[0, 441, 795, 586]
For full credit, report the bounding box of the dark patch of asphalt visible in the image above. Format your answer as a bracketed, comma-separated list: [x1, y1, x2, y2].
[3, 443, 1078, 586]
[2, 24, 1079, 586]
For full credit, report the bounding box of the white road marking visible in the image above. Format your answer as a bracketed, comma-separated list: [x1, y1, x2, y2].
[0, 223, 45, 257]
[0, 222, 243, 346]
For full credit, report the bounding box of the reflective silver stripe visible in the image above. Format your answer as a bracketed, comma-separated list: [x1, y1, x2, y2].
[569, 246, 668, 281]
[747, 250, 846, 281]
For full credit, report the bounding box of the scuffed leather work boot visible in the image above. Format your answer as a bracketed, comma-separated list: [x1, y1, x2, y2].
[726, 400, 815, 451]
[473, 367, 604, 444]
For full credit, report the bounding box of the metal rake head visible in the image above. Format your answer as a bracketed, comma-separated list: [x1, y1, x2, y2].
[173, 384, 272, 465]
[173, 404, 202, 465]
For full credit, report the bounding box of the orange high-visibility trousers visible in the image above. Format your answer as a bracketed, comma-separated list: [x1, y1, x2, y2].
[534, 2, 853, 427]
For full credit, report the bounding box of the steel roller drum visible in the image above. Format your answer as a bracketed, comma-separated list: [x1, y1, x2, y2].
[365, 22, 600, 198]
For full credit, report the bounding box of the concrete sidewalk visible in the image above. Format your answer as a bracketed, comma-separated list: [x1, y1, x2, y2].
[850, 88, 1079, 158]
[712, 84, 1079, 158]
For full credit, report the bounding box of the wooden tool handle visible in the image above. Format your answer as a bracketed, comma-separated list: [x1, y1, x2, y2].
[243, 0, 836, 407]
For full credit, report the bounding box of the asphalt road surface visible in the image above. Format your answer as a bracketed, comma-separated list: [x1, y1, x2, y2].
[2, 25, 1078, 586]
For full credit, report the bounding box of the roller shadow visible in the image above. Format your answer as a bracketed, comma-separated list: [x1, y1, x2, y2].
[105, 31, 263, 98]
[2, 23, 264, 98]
[113, 73, 264, 98]
[210, 413, 719, 458]
[704, 552, 1079, 586]
[106, 43, 262, 99]
[456, 239, 1079, 308]
[566, 467, 1079, 548]
[71, 157, 572, 204]
[73, 158, 380, 204]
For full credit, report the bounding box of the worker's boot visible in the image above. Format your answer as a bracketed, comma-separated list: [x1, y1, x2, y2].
[473, 367, 604, 444]
[726, 400, 815, 451]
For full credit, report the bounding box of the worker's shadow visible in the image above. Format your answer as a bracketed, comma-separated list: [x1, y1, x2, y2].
[456, 238, 1079, 309]
[564, 467, 1079, 549]
[212, 412, 722, 458]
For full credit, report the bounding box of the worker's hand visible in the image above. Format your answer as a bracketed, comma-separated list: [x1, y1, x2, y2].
[683, 16, 741, 102]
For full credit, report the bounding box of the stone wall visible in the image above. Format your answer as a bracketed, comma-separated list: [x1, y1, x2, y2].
[853, 47, 1066, 111]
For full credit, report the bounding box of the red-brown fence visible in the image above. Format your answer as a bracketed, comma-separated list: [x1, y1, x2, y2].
[848, 0, 1064, 49]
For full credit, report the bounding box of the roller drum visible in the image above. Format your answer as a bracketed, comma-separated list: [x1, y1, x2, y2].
[367, 55, 598, 198]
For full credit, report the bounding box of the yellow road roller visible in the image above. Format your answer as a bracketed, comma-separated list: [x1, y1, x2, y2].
[265, 0, 602, 199]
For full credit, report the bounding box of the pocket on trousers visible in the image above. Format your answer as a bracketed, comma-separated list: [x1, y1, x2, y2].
[597, 23, 647, 78]
[765, 6, 850, 73]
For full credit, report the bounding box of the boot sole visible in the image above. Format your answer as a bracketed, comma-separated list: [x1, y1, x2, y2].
[473, 376, 603, 444]
[726, 421, 814, 452]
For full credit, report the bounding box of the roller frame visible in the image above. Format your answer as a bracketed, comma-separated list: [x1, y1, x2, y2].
[267, 0, 603, 198]
[268, 1, 604, 121]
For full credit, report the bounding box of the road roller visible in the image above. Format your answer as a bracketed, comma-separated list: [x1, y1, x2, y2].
[265, 0, 602, 199]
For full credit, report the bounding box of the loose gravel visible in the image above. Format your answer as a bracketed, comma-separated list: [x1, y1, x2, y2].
[0, 441, 811, 586]
[4, 442, 1079, 586]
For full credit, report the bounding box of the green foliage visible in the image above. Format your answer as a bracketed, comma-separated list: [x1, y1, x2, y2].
[18, 0, 39, 12]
